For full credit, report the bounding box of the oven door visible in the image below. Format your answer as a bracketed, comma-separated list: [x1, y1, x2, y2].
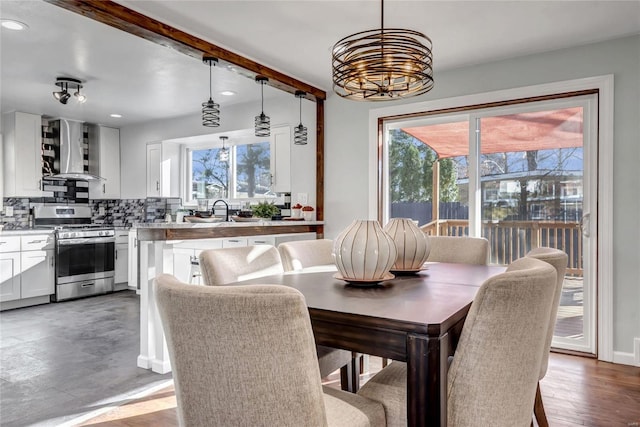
[56, 237, 115, 284]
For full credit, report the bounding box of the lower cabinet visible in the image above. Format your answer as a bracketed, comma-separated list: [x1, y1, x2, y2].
[114, 231, 129, 289]
[20, 249, 54, 299]
[0, 233, 55, 309]
[0, 252, 21, 302]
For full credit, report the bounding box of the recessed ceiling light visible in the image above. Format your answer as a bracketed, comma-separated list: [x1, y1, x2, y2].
[110, 113, 122, 118]
[220, 91, 236, 96]
[1, 20, 29, 31]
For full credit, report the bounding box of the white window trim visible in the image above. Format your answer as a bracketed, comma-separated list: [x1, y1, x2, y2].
[369, 75, 614, 362]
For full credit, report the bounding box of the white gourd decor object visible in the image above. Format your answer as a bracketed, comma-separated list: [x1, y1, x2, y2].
[384, 218, 431, 271]
[333, 219, 397, 280]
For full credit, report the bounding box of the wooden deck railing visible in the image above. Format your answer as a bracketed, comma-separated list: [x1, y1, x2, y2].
[421, 219, 583, 277]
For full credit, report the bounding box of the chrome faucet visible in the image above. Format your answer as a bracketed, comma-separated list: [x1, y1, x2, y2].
[212, 199, 229, 222]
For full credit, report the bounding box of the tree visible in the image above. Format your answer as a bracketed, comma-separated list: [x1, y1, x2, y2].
[192, 148, 228, 198]
[236, 142, 270, 197]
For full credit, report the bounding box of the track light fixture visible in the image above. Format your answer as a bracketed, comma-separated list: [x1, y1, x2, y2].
[52, 77, 86, 105]
[219, 136, 229, 162]
[202, 57, 221, 127]
[254, 76, 270, 137]
[294, 91, 308, 145]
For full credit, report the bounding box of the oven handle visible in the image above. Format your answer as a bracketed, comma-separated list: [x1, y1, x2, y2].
[57, 237, 116, 245]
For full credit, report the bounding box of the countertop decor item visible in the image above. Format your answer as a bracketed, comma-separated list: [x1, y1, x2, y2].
[251, 201, 280, 218]
[331, 0, 433, 101]
[384, 218, 431, 273]
[302, 205, 314, 221]
[333, 219, 397, 281]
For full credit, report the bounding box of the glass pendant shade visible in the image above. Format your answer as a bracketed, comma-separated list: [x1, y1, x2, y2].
[294, 91, 308, 145]
[202, 57, 221, 127]
[254, 76, 270, 137]
[331, 0, 433, 101]
[219, 136, 229, 162]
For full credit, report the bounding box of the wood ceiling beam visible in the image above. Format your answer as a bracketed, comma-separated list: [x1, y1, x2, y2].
[43, 0, 325, 101]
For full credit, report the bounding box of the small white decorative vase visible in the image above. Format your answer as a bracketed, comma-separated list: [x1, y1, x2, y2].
[333, 220, 397, 280]
[384, 218, 431, 271]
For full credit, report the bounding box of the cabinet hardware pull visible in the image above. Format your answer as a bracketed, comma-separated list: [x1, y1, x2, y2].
[27, 240, 44, 244]
[115, 250, 118, 260]
[103, 183, 106, 193]
[51, 256, 54, 267]
[156, 181, 160, 191]
[81, 283, 95, 288]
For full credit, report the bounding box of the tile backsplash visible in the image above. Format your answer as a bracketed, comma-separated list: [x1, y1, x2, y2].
[1, 197, 182, 230]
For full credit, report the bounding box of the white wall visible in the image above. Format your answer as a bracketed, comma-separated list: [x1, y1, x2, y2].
[324, 35, 640, 355]
[119, 93, 317, 206]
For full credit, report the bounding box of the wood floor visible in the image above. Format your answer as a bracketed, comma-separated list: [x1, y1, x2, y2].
[79, 353, 640, 427]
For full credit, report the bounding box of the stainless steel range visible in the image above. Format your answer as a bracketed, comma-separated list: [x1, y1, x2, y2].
[33, 205, 115, 301]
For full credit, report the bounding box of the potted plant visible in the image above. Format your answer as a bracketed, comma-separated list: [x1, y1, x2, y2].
[302, 205, 314, 221]
[251, 201, 280, 219]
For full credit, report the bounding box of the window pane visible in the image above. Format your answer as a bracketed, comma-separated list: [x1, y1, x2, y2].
[191, 148, 229, 200]
[236, 141, 272, 198]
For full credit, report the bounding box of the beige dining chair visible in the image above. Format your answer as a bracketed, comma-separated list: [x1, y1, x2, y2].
[278, 239, 336, 271]
[155, 274, 386, 427]
[198, 244, 355, 386]
[425, 235, 490, 265]
[358, 257, 557, 427]
[526, 247, 568, 427]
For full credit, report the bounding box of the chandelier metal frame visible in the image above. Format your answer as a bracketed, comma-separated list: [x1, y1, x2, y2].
[294, 91, 308, 145]
[202, 56, 221, 127]
[254, 76, 270, 137]
[331, 0, 433, 101]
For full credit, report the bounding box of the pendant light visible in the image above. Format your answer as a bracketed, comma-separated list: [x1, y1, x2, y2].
[254, 76, 270, 137]
[219, 136, 229, 162]
[294, 91, 308, 145]
[331, 0, 433, 101]
[202, 57, 221, 127]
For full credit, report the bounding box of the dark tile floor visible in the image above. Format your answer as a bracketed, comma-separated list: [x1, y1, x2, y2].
[0, 291, 172, 426]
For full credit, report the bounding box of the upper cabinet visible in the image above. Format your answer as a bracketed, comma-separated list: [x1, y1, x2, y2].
[271, 126, 291, 193]
[146, 142, 180, 198]
[2, 112, 51, 197]
[88, 125, 121, 199]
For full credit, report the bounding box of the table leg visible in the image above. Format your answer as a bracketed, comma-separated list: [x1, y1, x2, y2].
[407, 332, 449, 427]
[340, 356, 360, 392]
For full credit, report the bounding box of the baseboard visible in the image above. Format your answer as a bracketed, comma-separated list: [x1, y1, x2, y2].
[612, 351, 639, 367]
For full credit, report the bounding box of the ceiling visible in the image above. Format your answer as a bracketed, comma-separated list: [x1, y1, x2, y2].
[1, 1, 639, 128]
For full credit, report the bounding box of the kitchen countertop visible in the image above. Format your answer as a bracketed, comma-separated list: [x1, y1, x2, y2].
[0, 229, 55, 236]
[133, 220, 324, 241]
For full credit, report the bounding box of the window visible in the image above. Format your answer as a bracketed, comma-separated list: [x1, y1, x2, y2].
[186, 135, 275, 203]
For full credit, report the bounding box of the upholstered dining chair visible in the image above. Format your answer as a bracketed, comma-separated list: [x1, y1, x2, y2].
[425, 235, 490, 265]
[526, 247, 568, 427]
[278, 239, 336, 272]
[198, 244, 355, 387]
[358, 257, 557, 427]
[155, 274, 386, 427]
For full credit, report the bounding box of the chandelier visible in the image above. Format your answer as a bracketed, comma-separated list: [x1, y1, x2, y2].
[202, 56, 221, 127]
[294, 91, 308, 145]
[254, 76, 270, 137]
[331, 0, 433, 101]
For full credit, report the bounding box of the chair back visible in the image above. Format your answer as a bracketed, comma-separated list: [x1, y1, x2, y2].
[447, 257, 556, 426]
[199, 245, 284, 285]
[526, 247, 568, 379]
[278, 239, 334, 271]
[426, 235, 490, 265]
[155, 274, 328, 426]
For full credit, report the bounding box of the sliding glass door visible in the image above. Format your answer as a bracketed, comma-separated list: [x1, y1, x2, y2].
[383, 95, 598, 354]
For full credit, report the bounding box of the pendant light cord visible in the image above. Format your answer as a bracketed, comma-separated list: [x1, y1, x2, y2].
[299, 96, 302, 124]
[261, 81, 265, 114]
[209, 61, 213, 100]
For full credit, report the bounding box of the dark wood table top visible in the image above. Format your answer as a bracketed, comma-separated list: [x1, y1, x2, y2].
[230, 263, 506, 335]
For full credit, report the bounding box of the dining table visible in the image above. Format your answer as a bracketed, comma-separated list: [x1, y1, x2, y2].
[226, 262, 506, 427]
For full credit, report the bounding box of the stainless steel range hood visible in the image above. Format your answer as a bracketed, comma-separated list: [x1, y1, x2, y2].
[48, 118, 104, 181]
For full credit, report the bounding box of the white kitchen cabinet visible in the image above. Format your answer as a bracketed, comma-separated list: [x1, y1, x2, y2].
[0, 240, 21, 302]
[89, 125, 121, 199]
[0, 234, 55, 306]
[146, 142, 179, 197]
[128, 229, 138, 291]
[2, 112, 50, 197]
[270, 126, 291, 193]
[114, 231, 129, 288]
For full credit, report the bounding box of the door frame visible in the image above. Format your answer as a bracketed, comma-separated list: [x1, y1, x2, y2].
[368, 75, 614, 362]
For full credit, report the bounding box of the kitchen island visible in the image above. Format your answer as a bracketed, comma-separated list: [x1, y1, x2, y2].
[134, 220, 324, 373]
